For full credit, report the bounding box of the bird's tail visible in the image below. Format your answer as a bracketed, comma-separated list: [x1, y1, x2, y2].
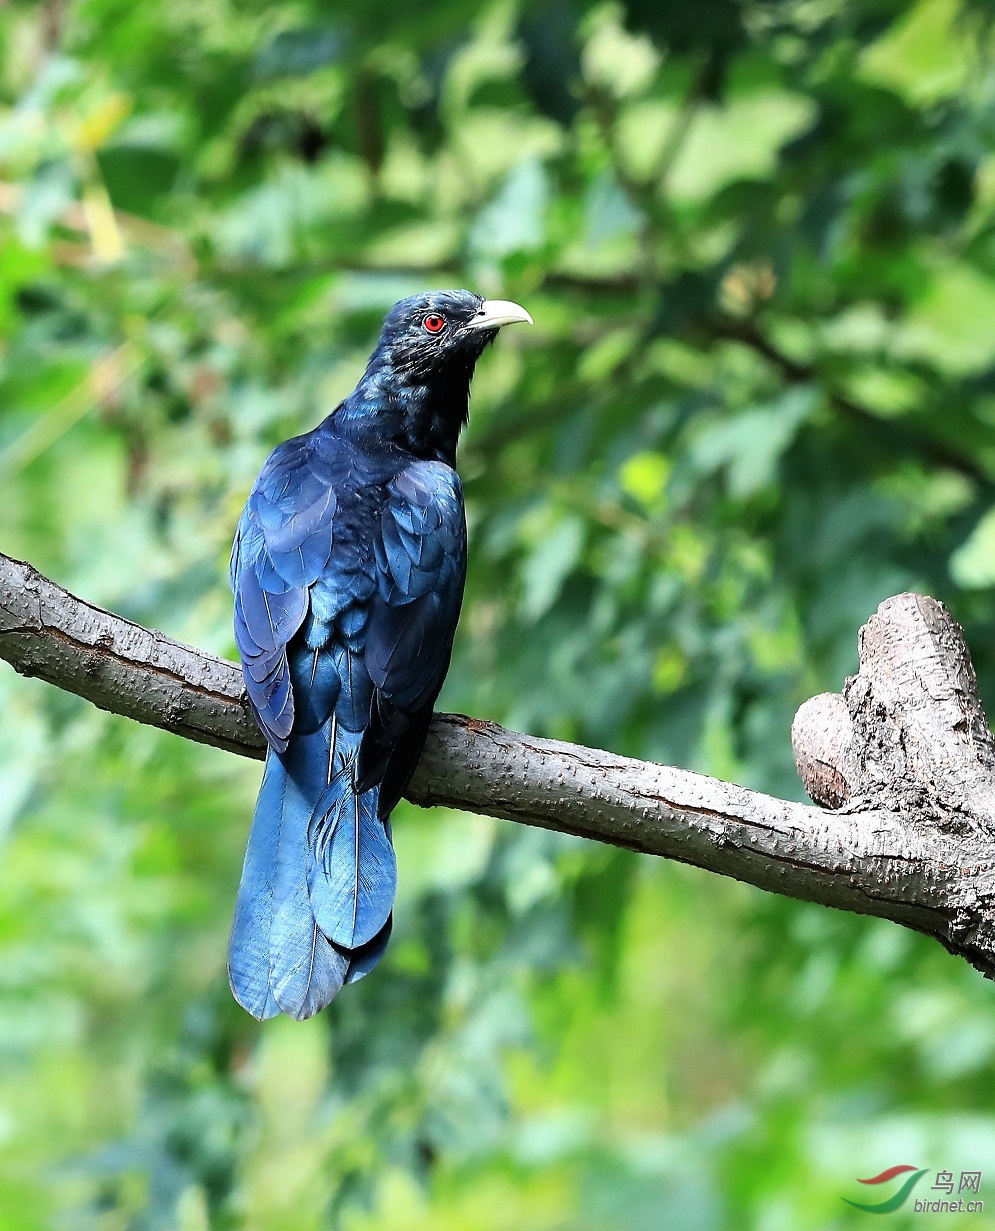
[228, 719, 396, 1021]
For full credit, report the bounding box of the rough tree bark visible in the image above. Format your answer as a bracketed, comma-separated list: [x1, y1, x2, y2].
[2, 550, 995, 978]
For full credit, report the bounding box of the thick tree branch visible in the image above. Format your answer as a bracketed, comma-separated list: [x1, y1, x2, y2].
[0, 553, 263, 758]
[3, 550, 995, 978]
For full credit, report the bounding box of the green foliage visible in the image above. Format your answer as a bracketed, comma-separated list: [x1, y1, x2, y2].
[2, 0, 995, 1225]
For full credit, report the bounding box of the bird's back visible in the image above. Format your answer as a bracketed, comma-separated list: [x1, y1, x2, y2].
[228, 415, 466, 1019]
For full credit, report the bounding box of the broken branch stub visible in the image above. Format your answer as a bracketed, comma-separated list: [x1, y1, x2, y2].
[792, 594, 995, 978]
[792, 593, 995, 831]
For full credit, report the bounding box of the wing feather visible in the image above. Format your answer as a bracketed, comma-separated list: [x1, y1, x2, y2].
[232, 433, 347, 751]
[357, 460, 467, 813]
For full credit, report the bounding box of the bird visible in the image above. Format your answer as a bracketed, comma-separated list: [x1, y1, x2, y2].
[227, 289, 533, 1020]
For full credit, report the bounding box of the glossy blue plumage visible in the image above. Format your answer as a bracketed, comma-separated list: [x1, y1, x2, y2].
[228, 290, 503, 1020]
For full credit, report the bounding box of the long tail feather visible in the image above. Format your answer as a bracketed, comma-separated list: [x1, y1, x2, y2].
[228, 750, 284, 1020]
[229, 719, 397, 1021]
[307, 765, 396, 949]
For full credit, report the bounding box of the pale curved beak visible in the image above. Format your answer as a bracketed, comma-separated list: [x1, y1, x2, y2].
[465, 299, 534, 330]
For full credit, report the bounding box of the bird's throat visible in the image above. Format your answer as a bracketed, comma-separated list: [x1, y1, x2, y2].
[340, 356, 474, 465]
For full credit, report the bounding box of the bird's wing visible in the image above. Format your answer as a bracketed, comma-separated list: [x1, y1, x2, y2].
[229, 429, 394, 1020]
[230, 434, 339, 751]
[358, 459, 467, 815]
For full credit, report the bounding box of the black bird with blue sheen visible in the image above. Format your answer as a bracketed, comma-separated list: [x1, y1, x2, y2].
[228, 290, 533, 1020]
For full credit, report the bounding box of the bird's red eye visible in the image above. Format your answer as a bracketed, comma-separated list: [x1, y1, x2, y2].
[422, 314, 446, 334]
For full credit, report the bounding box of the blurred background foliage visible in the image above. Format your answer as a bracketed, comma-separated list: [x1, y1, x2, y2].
[2, 0, 995, 1226]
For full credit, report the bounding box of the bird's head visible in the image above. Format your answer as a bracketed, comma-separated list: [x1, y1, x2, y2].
[350, 288, 533, 462]
[372, 289, 533, 382]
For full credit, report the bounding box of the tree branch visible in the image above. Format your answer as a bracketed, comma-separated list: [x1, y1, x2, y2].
[3, 550, 995, 979]
[710, 316, 995, 490]
[0, 552, 263, 758]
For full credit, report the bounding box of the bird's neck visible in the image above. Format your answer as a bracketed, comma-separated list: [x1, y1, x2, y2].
[336, 356, 472, 466]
